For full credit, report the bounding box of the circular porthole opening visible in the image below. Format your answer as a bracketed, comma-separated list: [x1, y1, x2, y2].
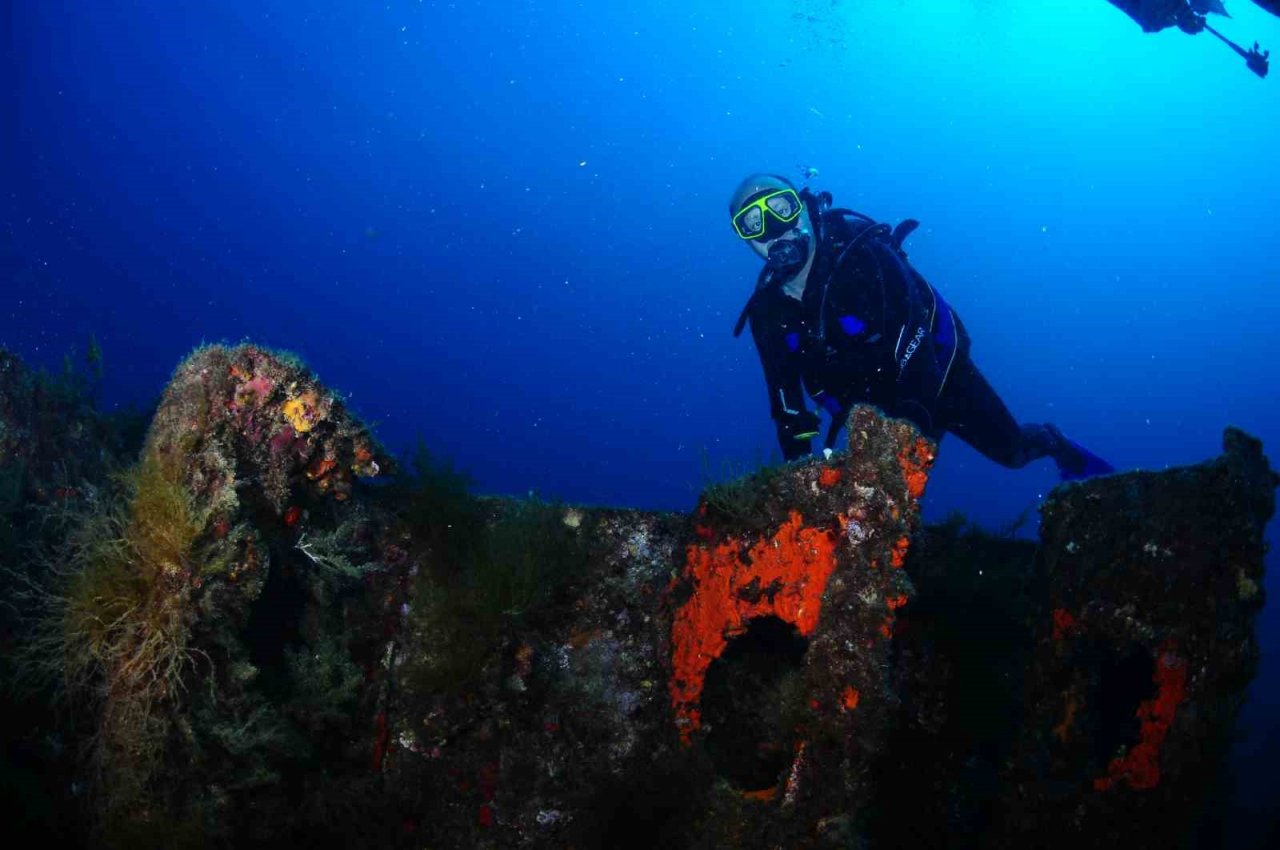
[700, 616, 809, 792]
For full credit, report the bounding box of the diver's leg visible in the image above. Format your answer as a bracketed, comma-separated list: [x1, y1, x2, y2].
[937, 358, 1113, 478]
[935, 358, 1056, 469]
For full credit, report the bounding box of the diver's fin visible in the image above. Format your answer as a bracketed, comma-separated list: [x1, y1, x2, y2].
[1046, 425, 1115, 481]
[1058, 447, 1115, 481]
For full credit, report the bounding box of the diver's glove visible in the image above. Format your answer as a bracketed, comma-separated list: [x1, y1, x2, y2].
[1045, 424, 1115, 481]
[777, 409, 822, 461]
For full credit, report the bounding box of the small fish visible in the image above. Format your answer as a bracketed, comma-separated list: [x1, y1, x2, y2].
[797, 164, 820, 180]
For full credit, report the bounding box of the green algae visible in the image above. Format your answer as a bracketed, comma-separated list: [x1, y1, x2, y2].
[397, 443, 590, 695]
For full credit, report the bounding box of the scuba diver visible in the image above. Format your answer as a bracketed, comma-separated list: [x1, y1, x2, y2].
[1107, 0, 1271, 76]
[728, 173, 1114, 480]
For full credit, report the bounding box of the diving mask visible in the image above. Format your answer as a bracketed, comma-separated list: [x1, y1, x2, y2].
[732, 188, 804, 241]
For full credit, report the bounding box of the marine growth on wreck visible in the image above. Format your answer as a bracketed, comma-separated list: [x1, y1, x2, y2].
[0, 346, 1274, 849]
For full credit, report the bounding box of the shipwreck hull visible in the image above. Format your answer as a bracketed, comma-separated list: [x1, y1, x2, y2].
[2, 344, 1273, 849]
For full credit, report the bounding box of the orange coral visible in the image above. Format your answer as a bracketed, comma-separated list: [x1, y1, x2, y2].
[742, 786, 779, 802]
[1052, 689, 1079, 744]
[307, 457, 337, 481]
[890, 535, 911, 569]
[1093, 640, 1188, 792]
[818, 467, 843, 488]
[1051, 608, 1078, 641]
[897, 436, 935, 501]
[669, 511, 839, 744]
[842, 686, 861, 711]
[352, 443, 381, 477]
[876, 593, 911, 639]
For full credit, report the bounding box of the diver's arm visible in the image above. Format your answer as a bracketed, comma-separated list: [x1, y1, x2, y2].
[748, 297, 820, 460]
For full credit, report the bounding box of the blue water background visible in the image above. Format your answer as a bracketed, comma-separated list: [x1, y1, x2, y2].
[6, 0, 1279, 834]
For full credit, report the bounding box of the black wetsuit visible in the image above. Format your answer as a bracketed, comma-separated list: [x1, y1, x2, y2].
[743, 209, 1059, 468]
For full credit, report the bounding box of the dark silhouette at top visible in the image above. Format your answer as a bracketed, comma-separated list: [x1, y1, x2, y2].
[1107, 0, 1271, 77]
[1108, 0, 1217, 32]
